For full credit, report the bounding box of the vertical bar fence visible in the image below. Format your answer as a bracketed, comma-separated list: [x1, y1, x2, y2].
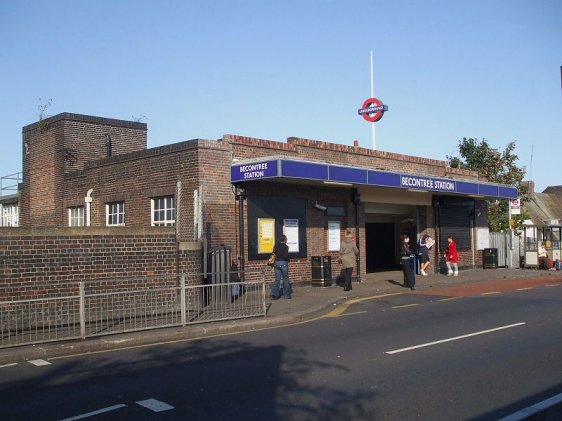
[0, 270, 266, 349]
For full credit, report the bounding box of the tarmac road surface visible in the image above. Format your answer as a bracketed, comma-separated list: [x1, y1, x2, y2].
[0, 275, 560, 420]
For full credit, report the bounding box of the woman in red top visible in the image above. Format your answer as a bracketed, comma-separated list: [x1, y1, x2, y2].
[445, 235, 459, 276]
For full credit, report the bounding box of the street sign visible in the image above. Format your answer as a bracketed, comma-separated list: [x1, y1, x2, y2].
[510, 198, 521, 215]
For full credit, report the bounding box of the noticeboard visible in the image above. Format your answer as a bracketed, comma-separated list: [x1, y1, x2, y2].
[258, 218, 275, 254]
[283, 219, 299, 253]
[328, 221, 341, 252]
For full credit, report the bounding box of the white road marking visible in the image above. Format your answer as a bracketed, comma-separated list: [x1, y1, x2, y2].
[28, 359, 51, 366]
[385, 322, 526, 354]
[516, 287, 533, 291]
[392, 304, 419, 309]
[59, 404, 127, 420]
[438, 296, 463, 302]
[338, 310, 368, 317]
[0, 363, 18, 368]
[136, 398, 174, 412]
[545, 284, 560, 287]
[499, 392, 562, 421]
[481, 291, 501, 295]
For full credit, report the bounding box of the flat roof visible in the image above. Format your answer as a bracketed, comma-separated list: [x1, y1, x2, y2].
[231, 158, 518, 199]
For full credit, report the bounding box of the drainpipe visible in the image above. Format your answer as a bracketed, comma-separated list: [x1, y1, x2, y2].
[85, 189, 93, 226]
[235, 184, 246, 282]
[352, 189, 361, 282]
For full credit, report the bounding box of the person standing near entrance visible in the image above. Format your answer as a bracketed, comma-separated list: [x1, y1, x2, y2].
[445, 235, 459, 276]
[400, 234, 416, 290]
[339, 229, 359, 291]
[271, 235, 291, 300]
[418, 233, 434, 276]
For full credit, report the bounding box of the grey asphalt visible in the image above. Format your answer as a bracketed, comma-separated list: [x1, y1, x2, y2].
[1, 267, 561, 365]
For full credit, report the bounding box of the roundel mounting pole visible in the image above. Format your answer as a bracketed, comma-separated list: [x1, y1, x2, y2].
[370, 50, 375, 150]
[358, 50, 388, 150]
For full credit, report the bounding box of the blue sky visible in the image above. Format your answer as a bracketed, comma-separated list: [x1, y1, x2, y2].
[1, 0, 560, 192]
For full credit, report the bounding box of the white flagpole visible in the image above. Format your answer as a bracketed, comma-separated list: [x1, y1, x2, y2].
[370, 50, 376, 150]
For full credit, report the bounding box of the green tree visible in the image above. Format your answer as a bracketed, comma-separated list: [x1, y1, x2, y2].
[447, 137, 529, 232]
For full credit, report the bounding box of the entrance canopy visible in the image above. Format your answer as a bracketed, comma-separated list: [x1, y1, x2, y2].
[231, 158, 518, 199]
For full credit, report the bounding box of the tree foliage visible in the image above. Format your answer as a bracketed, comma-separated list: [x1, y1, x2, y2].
[447, 138, 529, 232]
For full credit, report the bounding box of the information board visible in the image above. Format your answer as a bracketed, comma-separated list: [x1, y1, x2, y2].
[283, 219, 299, 253]
[328, 221, 341, 252]
[258, 218, 275, 254]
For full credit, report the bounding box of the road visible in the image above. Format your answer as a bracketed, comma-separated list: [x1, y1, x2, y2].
[0, 279, 561, 420]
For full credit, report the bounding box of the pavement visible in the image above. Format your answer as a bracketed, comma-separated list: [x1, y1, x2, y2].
[1, 267, 561, 365]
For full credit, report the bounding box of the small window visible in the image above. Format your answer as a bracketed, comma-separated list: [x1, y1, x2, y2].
[151, 196, 175, 226]
[0, 204, 19, 227]
[68, 206, 84, 227]
[106, 201, 125, 226]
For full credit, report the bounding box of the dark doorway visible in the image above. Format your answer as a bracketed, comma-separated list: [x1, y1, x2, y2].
[365, 222, 397, 272]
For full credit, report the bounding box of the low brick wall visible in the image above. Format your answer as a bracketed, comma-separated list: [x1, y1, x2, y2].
[0, 227, 202, 300]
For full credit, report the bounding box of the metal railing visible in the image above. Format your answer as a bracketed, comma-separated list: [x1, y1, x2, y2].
[0, 172, 21, 197]
[0, 272, 267, 349]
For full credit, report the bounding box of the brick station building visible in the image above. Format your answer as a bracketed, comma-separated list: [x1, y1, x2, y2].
[1, 112, 518, 287]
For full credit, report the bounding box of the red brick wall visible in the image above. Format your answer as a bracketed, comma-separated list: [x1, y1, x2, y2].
[0, 227, 202, 300]
[225, 135, 481, 181]
[197, 140, 236, 249]
[236, 182, 367, 283]
[14, 115, 487, 290]
[223, 135, 481, 280]
[65, 142, 200, 229]
[20, 121, 60, 226]
[20, 113, 147, 228]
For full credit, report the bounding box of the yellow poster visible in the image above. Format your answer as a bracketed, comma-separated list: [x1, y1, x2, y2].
[258, 218, 275, 254]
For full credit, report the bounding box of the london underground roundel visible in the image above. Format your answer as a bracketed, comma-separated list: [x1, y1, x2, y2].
[358, 97, 388, 122]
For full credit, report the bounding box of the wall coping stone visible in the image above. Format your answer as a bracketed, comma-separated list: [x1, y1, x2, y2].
[0, 226, 175, 237]
[23, 112, 147, 132]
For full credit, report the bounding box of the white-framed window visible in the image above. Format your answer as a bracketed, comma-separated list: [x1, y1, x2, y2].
[106, 201, 125, 226]
[151, 196, 175, 226]
[0, 204, 19, 227]
[68, 206, 85, 227]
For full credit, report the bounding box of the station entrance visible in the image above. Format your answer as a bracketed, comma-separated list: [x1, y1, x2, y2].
[365, 222, 397, 271]
[363, 201, 419, 273]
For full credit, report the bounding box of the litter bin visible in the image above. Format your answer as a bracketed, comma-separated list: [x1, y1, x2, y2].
[410, 254, 418, 274]
[483, 248, 498, 269]
[311, 256, 332, 287]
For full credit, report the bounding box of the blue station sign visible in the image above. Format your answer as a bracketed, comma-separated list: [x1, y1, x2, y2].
[232, 160, 278, 181]
[400, 175, 456, 192]
[231, 158, 517, 199]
